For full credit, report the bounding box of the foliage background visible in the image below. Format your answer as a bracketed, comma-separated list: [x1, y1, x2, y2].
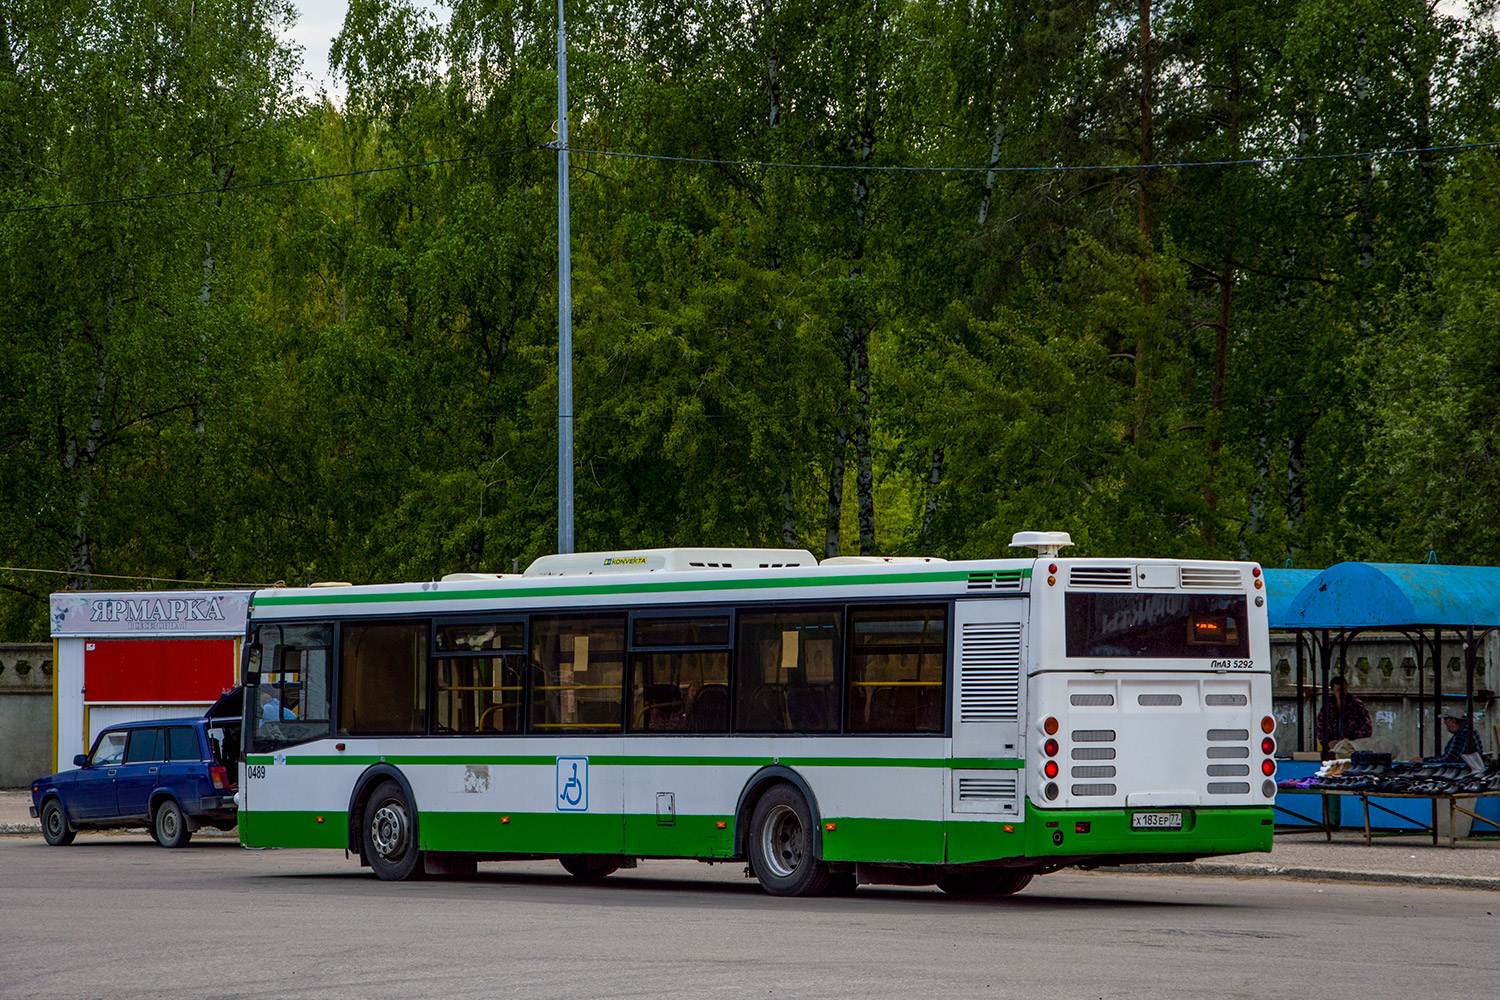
[3, 0, 1499, 639]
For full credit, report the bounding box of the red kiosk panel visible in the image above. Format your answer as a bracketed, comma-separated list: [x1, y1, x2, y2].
[83, 639, 236, 703]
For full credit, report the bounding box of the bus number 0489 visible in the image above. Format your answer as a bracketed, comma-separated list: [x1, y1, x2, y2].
[246, 765, 267, 780]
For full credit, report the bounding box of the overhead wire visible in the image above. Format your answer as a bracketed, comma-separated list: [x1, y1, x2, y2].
[2, 139, 1499, 215]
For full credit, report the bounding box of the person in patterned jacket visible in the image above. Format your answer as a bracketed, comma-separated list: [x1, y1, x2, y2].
[1314, 675, 1372, 749]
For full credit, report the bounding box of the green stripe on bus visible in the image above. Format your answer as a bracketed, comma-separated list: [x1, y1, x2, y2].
[245, 754, 1023, 769]
[251, 568, 1030, 608]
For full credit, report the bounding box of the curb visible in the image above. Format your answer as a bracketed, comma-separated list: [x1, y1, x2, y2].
[0, 823, 236, 839]
[1112, 861, 1500, 891]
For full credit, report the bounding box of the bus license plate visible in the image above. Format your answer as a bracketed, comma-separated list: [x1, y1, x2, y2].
[1132, 812, 1183, 830]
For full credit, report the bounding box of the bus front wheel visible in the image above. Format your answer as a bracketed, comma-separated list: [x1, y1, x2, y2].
[559, 855, 621, 880]
[747, 784, 832, 897]
[363, 780, 424, 881]
[937, 868, 1034, 897]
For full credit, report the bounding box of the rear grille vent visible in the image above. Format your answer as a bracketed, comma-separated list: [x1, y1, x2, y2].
[1207, 746, 1250, 759]
[1205, 694, 1248, 706]
[1072, 729, 1117, 742]
[687, 562, 732, 568]
[1207, 764, 1251, 777]
[1207, 728, 1249, 741]
[958, 623, 1022, 722]
[1070, 693, 1115, 706]
[1072, 747, 1116, 760]
[957, 775, 1018, 801]
[966, 571, 1025, 592]
[1071, 765, 1117, 779]
[1207, 782, 1251, 795]
[1180, 566, 1244, 589]
[1138, 694, 1183, 706]
[1071, 783, 1117, 797]
[1068, 566, 1133, 588]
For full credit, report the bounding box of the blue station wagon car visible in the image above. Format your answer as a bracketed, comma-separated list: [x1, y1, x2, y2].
[30, 698, 241, 848]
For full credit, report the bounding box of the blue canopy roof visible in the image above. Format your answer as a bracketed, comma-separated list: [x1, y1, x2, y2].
[1262, 568, 1320, 628]
[1274, 562, 1500, 630]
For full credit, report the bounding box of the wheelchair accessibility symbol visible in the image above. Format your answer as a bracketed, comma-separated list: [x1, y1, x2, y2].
[556, 757, 588, 811]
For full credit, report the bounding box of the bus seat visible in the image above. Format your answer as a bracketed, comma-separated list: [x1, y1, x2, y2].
[690, 684, 729, 732]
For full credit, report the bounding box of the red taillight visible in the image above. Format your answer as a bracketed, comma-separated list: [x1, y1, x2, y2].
[1043, 760, 1059, 779]
[1252, 566, 1261, 577]
[1261, 737, 1275, 755]
[1044, 738, 1059, 757]
[1048, 563, 1058, 575]
[209, 765, 228, 790]
[1261, 759, 1276, 776]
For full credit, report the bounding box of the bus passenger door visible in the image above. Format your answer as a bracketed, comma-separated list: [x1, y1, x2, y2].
[946, 599, 1028, 864]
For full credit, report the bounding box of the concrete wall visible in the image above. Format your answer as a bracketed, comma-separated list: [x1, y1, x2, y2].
[0, 643, 53, 788]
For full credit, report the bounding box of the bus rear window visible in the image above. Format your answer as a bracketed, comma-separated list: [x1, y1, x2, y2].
[1065, 593, 1249, 659]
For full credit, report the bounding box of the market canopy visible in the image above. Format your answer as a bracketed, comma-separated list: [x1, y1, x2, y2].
[1276, 562, 1500, 630]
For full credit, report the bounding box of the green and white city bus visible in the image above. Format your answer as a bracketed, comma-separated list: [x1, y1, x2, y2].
[238, 531, 1275, 896]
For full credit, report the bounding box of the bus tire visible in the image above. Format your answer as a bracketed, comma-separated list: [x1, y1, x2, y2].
[559, 855, 621, 880]
[41, 799, 75, 847]
[153, 799, 192, 849]
[747, 784, 832, 897]
[937, 868, 1034, 897]
[363, 780, 424, 881]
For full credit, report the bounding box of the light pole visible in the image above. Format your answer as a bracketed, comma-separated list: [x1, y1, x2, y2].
[556, 0, 574, 554]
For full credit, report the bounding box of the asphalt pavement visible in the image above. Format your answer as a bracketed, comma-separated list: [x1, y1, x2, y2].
[4, 788, 1497, 890]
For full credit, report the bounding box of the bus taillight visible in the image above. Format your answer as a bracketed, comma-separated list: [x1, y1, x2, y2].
[1043, 760, 1059, 779]
[1043, 738, 1059, 757]
[1261, 736, 1275, 755]
[1042, 716, 1059, 736]
[1261, 759, 1276, 777]
[1260, 716, 1275, 734]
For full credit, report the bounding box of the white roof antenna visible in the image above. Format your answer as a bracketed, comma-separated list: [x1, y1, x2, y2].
[1010, 531, 1074, 558]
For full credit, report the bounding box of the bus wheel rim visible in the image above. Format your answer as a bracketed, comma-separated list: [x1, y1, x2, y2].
[372, 803, 409, 859]
[760, 803, 803, 879]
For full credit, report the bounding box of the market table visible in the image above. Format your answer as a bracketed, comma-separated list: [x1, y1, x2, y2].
[1275, 785, 1500, 846]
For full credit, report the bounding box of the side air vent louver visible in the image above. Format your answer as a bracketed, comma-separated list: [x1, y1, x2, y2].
[1071, 765, 1117, 779]
[1138, 694, 1183, 706]
[1068, 566, 1133, 588]
[1207, 764, 1251, 777]
[956, 775, 1018, 801]
[1208, 728, 1250, 741]
[1072, 746, 1116, 760]
[1207, 746, 1250, 759]
[1070, 693, 1115, 706]
[1180, 566, 1244, 589]
[958, 623, 1022, 722]
[966, 571, 1025, 592]
[1071, 783, 1117, 797]
[1072, 729, 1117, 742]
[1205, 694, 1248, 706]
[1208, 782, 1251, 795]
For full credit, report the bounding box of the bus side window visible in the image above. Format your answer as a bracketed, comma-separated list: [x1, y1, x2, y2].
[845, 605, 947, 734]
[734, 610, 841, 733]
[529, 615, 626, 733]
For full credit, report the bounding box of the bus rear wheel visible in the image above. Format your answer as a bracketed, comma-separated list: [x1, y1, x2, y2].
[559, 855, 621, 880]
[747, 784, 832, 897]
[937, 868, 1034, 897]
[363, 780, 424, 881]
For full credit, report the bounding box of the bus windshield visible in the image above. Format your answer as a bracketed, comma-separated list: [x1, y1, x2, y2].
[1065, 593, 1249, 659]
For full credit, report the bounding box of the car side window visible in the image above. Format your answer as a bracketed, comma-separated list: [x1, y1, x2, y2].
[125, 728, 165, 764]
[91, 731, 127, 767]
[167, 726, 200, 761]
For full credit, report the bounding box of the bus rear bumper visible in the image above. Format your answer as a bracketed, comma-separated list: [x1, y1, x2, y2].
[1018, 801, 1274, 862]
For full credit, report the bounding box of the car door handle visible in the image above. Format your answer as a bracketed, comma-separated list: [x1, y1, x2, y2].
[148, 767, 158, 774]
[108, 769, 117, 776]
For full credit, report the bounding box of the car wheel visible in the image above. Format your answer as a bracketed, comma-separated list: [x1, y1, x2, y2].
[747, 784, 832, 897]
[153, 799, 192, 848]
[559, 855, 621, 880]
[363, 780, 424, 881]
[936, 868, 1034, 897]
[41, 799, 76, 847]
